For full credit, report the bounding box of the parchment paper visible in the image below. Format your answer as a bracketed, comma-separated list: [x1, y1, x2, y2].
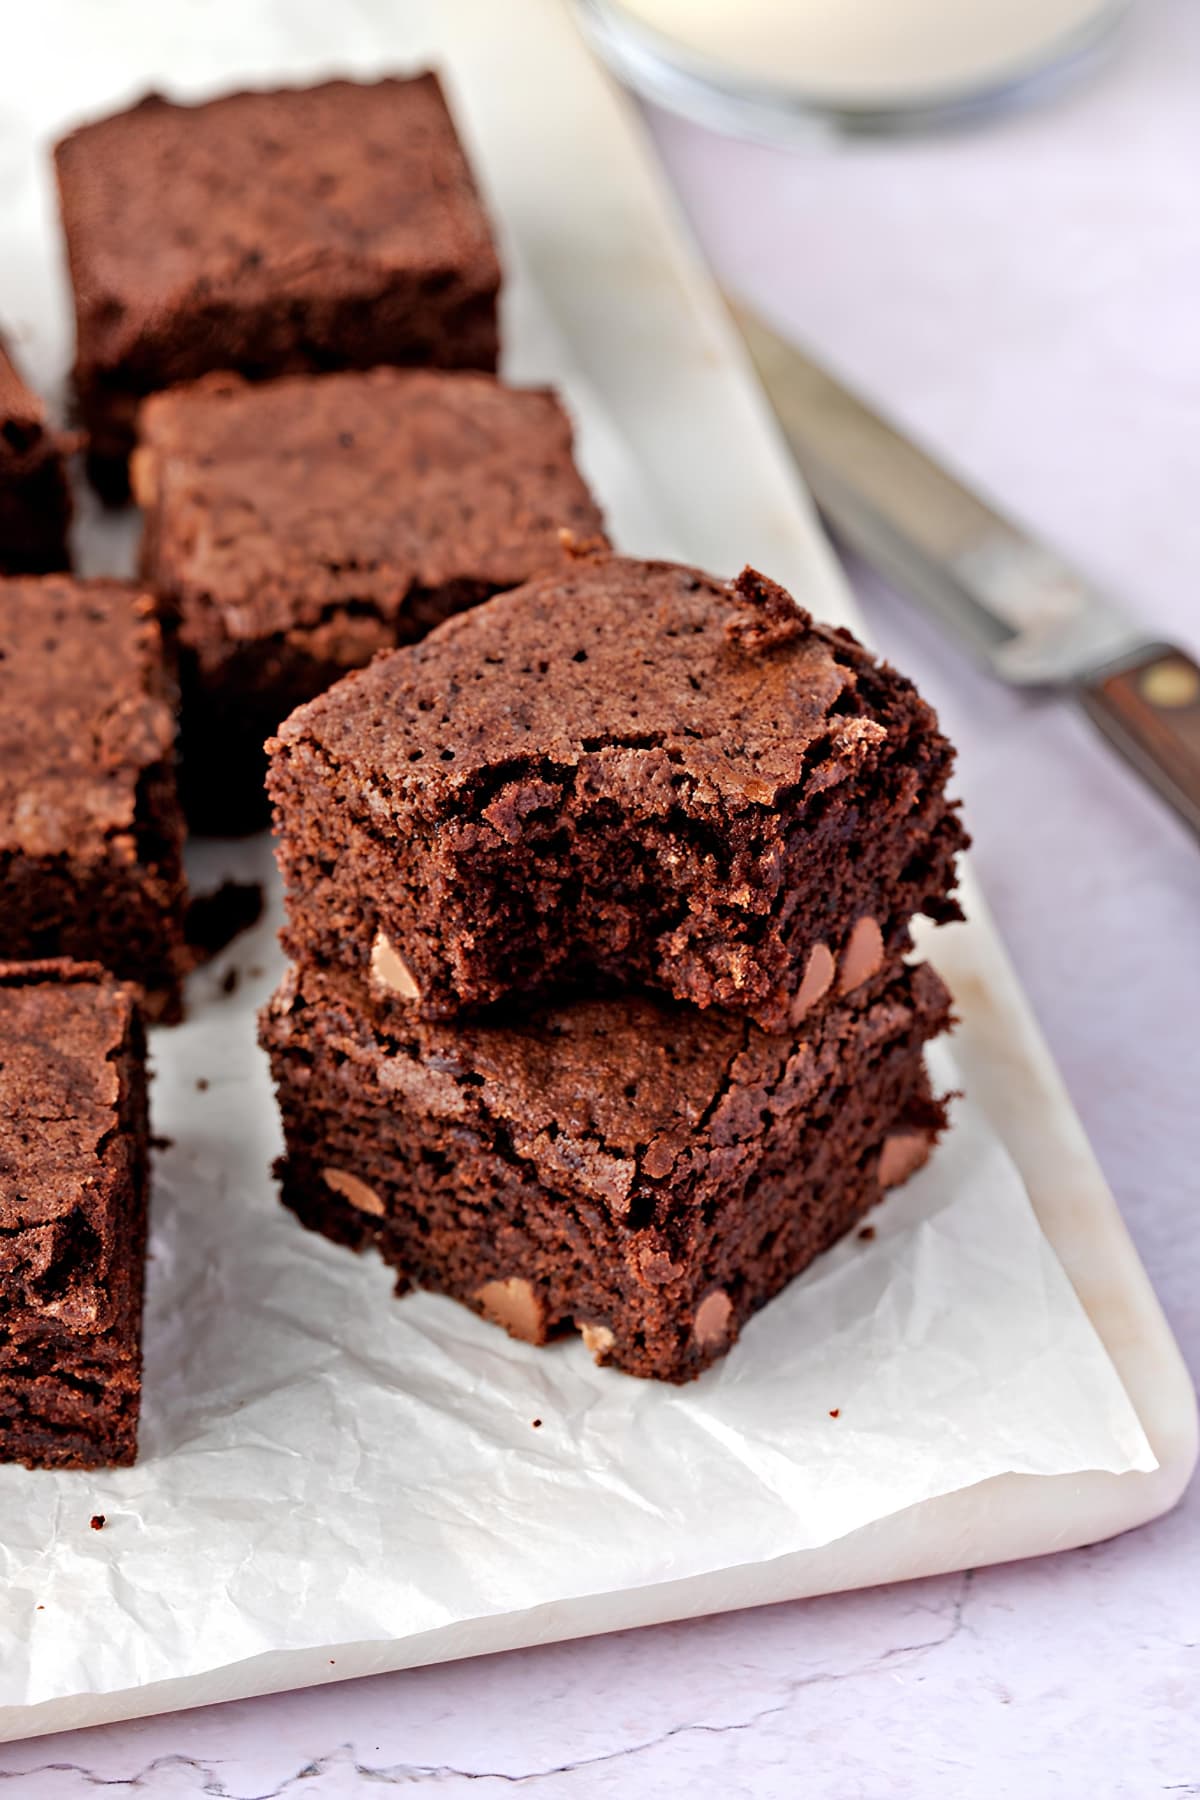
[0, 0, 1154, 1719]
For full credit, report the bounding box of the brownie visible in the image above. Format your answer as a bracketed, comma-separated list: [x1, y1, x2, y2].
[134, 368, 607, 832]
[0, 576, 189, 1019]
[0, 335, 72, 574]
[55, 73, 502, 499]
[268, 558, 967, 1033]
[0, 961, 149, 1467]
[261, 957, 951, 1383]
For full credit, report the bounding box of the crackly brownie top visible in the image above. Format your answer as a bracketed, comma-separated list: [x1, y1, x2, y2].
[275, 558, 908, 811]
[55, 74, 500, 371]
[268, 960, 949, 1215]
[0, 960, 135, 1232]
[0, 576, 175, 856]
[135, 369, 606, 643]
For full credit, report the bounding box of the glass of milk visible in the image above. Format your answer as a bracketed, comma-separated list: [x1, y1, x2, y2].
[576, 0, 1128, 135]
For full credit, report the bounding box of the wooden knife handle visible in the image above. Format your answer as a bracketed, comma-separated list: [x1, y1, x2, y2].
[1080, 645, 1200, 838]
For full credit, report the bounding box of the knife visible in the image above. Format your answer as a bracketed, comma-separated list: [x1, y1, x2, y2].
[731, 304, 1200, 839]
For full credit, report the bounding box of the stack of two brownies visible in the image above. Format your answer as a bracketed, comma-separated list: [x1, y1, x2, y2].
[262, 558, 967, 1383]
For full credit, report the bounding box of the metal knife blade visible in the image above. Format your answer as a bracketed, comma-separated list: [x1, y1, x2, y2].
[731, 303, 1145, 685]
[731, 302, 1200, 837]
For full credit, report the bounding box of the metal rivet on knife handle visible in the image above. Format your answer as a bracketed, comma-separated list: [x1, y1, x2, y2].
[1139, 657, 1200, 711]
[1081, 646, 1200, 838]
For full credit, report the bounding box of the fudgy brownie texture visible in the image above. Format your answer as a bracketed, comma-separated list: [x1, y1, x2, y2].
[135, 368, 607, 832]
[55, 73, 502, 500]
[0, 961, 149, 1468]
[0, 576, 189, 1020]
[261, 958, 951, 1383]
[0, 336, 72, 574]
[269, 558, 966, 1033]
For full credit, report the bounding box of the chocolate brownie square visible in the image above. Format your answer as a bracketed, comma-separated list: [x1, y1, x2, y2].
[268, 558, 966, 1033]
[55, 73, 502, 499]
[0, 576, 188, 1019]
[0, 335, 72, 574]
[134, 368, 606, 832]
[0, 961, 149, 1467]
[261, 958, 951, 1382]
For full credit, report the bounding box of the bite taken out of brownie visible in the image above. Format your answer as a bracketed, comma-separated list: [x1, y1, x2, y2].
[55, 74, 502, 500]
[0, 575, 189, 1020]
[261, 957, 952, 1384]
[134, 368, 607, 832]
[268, 557, 967, 1034]
[0, 961, 149, 1469]
[0, 335, 73, 575]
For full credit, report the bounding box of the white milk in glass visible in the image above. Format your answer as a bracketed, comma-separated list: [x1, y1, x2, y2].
[590, 0, 1124, 120]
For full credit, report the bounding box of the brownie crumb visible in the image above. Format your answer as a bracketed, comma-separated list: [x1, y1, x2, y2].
[221, 966, 240, 996]
[557, 527, 608, 561]
[531, 1418, 543, 1429]
[150, 1133, 175, 1152]
[90, 1514, 106, 1530]
[857, 1225, 876, 1241]
[725, 565, 812, 654]
[195, 1077, 209, 1092]
[185, 881, 264, 963]
[828, 1409, 841, 1419]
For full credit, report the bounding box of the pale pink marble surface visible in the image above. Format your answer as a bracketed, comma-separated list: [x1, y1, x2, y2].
[2, 3, 1197, 1792]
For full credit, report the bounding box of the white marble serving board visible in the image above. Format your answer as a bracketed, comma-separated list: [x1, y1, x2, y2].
[0, 0, 1193, 1743]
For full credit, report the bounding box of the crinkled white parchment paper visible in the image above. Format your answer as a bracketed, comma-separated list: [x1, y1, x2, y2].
[0, 849, 1154, 1710]
[0, 0, 1153, 1720]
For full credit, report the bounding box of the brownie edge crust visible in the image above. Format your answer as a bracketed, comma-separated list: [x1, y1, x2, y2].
[0, 960, 149, 1469]
[260, 959, 952, 1384]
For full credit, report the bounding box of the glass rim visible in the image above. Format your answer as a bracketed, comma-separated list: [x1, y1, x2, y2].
[574, 0, 1130, 141]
